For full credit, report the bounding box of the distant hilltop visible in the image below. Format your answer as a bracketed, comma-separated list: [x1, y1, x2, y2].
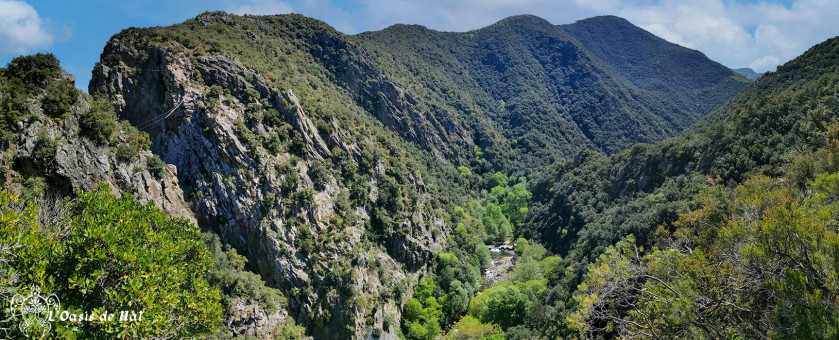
[734, 67, 765, 81]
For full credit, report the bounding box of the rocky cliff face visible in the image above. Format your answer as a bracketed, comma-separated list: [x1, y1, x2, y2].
[90, 16, 451, 338]
[0, 71, 192, 223]
[305, 28, 472, 162]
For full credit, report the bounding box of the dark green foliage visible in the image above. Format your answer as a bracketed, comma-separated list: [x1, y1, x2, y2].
[245, 103, 263, 123]
[147, 155, 165, 179]
[242, 87, 261, 103]
[0, 185, 222, 339]
[263, 133, 283, 155]
[377, 176, 403, 212]
[207, 84, 223, 98]
[263, 108, 283, 127]
[483, 285, 532, 330]
[309, 159, 331, 190]
[349, 177, 369, 204]
[260, 191, 276, 216]
[116, 142, 139, 162]
[315, 118, 331, 140]
[1, 54, 69, 148]
[524, 36, 839, 260]
[79, 98, 117, 145]
[5, 53, 62, 88]
[288, 131, 306, 157]
[283, 170, 299, 192]
[296, 225, 314, 255]
[297, 188, 314, 205]
[0, 132, 16, 152]
[32, 131, 57, 167]
[85, 12, 761, 338]
[233, 118, 261, 154]
[562, 16, 747, 116]
[42, 78, 78, 117]
[203, 233, 286, 315]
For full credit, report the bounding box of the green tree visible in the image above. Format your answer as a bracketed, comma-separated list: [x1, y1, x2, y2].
[448, 280, 471, 316]
[147, 155, 166, 179]
[42, 78, 78, 117]
[514, 238, 529, 254]
[5, 53, 62, 88]
[483, 285, 531, 330]
[511, 258, 543, 283]
[443, 315, 503, 340]
[481, 203, 511, 242]
[414, 277, 436, 302]
[402, 277, 444, 340]
[475, 243, 491, 269]
[403, 298, 426, 323]
[32, 131, 57, 167]
[79, 98, 117, 145]
[0, 185, 222, 338]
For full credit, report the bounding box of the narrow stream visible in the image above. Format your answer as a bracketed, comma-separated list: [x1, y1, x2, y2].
[483, 244, 516, 288]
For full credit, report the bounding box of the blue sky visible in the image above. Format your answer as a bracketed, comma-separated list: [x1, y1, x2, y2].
[1, 0, 836, 92]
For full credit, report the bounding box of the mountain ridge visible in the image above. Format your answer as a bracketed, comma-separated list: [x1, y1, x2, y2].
[562, 15, 749, 116]
[357, 14, 746, 170]
[734, 67, 764, 81]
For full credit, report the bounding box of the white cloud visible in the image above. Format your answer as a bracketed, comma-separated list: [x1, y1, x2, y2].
[229, 0, 292, 15]
[0, 0, 55, 55]
[750, 55, 780, 71]
[572, 0, 839, 71]
[640, 23, 695, 48]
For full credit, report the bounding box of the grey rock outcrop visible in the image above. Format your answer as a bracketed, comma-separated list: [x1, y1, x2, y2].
[306, 29, 472, 162]
[224, 298, 290, 338]
[1, 72, 193, 223]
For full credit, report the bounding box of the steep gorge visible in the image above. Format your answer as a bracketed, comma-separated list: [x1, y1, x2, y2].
[84, 12, 749, 338]
[0, 11, 753, 339]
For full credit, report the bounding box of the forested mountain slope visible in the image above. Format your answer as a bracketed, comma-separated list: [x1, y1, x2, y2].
[358, 15, 747, 170]
[562, 16, 749, 117]
[735, 67, 764, 81]
[519, 35, 839, 337]
[526, 34, 839, 254]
